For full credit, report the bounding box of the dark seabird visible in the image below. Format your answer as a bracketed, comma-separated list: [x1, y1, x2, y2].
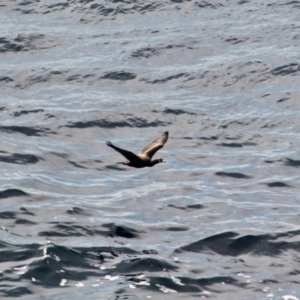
[106, 131, 169, 168]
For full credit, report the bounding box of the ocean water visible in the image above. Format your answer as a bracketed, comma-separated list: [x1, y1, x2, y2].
[1, 0, 300, 299]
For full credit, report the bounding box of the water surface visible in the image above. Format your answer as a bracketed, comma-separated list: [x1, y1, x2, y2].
[1, 1, 300, 299]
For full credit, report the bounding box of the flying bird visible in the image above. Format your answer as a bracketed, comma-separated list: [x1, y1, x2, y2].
[106, 131, 169, 168]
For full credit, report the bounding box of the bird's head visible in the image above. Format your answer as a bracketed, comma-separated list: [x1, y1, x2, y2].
[149, 158, 165, 166]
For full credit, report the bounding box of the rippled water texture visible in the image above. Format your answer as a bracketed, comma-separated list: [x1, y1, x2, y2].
[1, 0, 300, 299]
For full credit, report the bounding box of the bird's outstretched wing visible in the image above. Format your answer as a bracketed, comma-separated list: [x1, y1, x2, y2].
[138, 131, 168, 161]
[106, 141, 141, 163]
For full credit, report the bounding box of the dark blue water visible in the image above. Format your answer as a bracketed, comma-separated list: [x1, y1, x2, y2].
[1, 1, 300, 299]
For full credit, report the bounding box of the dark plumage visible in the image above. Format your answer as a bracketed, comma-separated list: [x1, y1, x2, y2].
[106, 131, 169, 168]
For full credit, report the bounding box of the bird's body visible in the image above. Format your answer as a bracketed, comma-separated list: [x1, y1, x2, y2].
[106, 131, 168, 168]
